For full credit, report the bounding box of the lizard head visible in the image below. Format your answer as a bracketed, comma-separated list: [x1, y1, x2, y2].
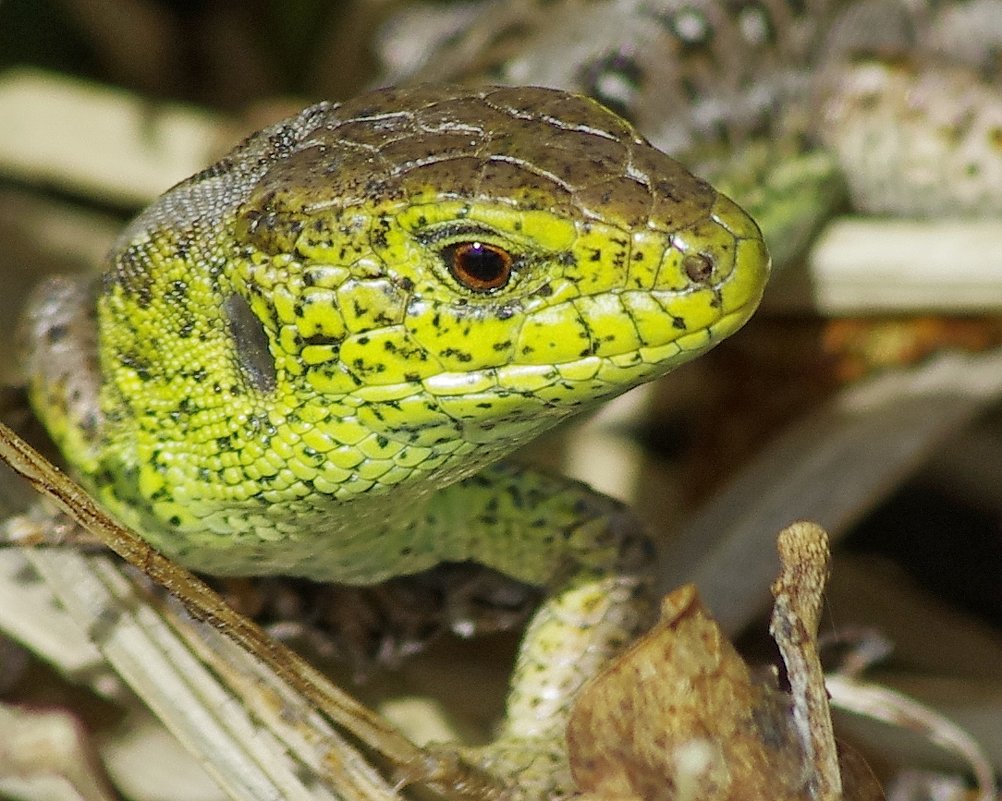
[85, 85, 768, 550]
[223, 86, 769, 446]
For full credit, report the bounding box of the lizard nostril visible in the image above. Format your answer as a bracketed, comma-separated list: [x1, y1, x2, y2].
[683, 252, 715, 283]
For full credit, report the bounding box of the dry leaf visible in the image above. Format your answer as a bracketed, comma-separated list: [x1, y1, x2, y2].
[567, 522, 886, 801]
[567, 584, 803, 801]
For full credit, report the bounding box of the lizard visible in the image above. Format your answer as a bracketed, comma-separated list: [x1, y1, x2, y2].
[18, 84, 770, 797]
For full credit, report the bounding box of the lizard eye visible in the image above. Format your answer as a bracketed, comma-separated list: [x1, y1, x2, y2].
[443, 241, 514, 292]
[224, 294, 276, 393]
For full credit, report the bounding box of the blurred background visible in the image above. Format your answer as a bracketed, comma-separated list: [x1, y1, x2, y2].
[1, 1, 1001, 799]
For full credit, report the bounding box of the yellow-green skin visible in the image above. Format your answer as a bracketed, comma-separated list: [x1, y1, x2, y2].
[23, 85, 769, 796]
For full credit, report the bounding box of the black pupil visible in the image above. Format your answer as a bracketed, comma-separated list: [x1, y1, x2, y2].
[450, 242, 511, 290]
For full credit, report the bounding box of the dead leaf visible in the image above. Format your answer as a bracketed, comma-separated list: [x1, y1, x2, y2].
[567, 522, 886, 801]
[567, 583, 803, 801]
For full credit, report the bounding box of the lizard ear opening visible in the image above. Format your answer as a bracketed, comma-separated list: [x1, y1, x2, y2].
[224, 294, 276, 394]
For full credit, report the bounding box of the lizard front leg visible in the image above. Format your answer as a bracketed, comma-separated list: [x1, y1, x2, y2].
[422, 461, 656, 797]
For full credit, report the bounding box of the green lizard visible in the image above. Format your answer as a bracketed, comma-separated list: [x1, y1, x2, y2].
[20, 84, 769, 796]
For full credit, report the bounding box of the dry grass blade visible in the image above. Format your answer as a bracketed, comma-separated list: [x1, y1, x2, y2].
[0, 420, 502, 801]
[17, 546, 393, 801]
[827, 675, 997, 801]
[771, 523, 841, 801]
